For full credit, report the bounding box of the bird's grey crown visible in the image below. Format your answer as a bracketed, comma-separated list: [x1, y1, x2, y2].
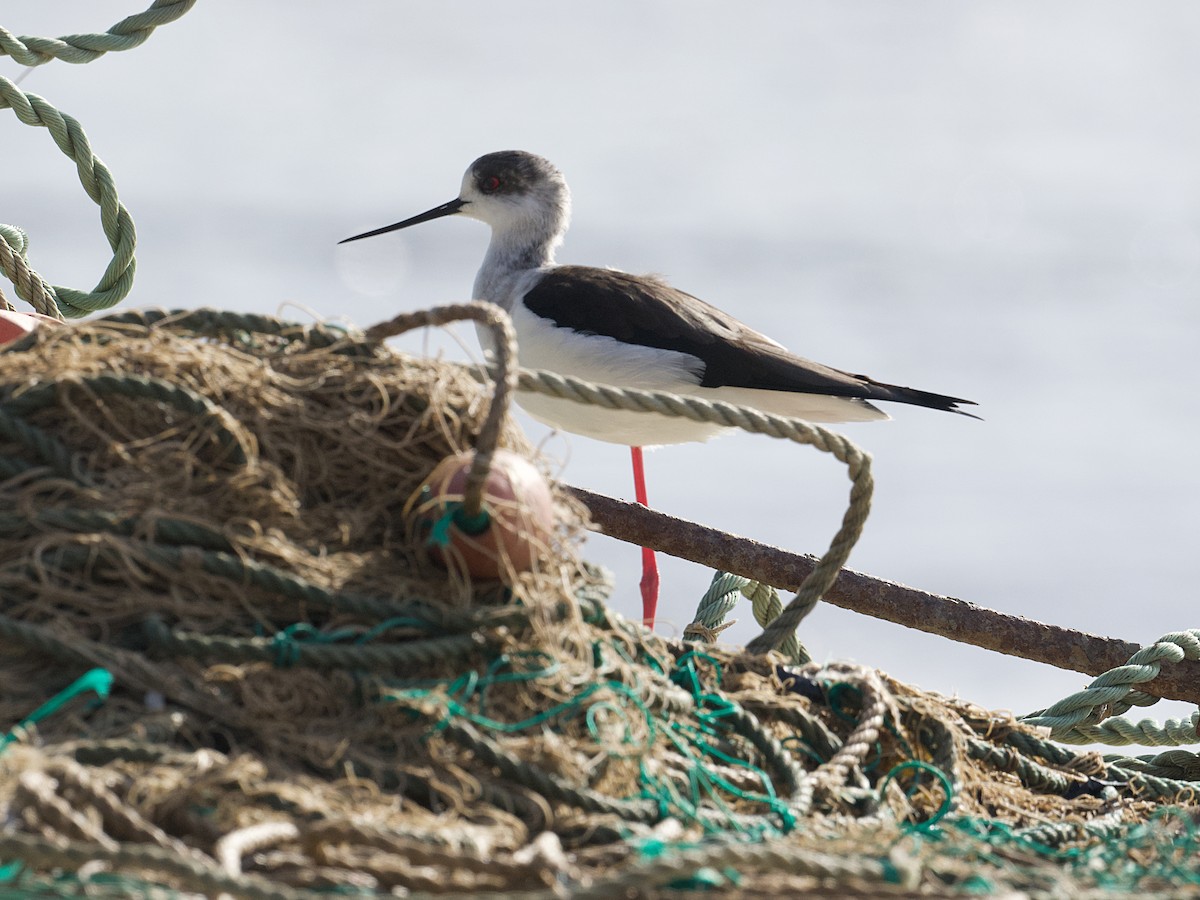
[469, 150, 564, 196]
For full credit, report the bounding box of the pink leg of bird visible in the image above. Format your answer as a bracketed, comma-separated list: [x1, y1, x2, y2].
[630, 446, 660, 628]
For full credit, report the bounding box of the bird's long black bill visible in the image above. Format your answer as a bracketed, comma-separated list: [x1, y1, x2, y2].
[338, 197, 468, 244]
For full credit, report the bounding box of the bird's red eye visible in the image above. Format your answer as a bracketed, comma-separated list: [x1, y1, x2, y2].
[481, 175, 502, 193]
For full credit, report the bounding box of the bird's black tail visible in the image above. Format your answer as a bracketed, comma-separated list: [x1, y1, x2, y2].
[867, 379, 981, 419]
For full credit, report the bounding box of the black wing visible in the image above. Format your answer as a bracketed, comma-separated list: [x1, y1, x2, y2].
[522, 266, 978, 416]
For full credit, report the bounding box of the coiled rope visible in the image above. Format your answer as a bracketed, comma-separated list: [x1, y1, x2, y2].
[490, 366, 874, 656]
[0, 2, 195, 317]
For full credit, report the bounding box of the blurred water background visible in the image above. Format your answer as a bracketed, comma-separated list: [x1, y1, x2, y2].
[5, 2, 1199, 718]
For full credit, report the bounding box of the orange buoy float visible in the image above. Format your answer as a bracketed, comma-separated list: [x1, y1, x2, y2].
[411, 448, 555, 580]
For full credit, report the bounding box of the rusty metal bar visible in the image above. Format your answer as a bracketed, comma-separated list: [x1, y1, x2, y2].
[570, 486, 1200, 707]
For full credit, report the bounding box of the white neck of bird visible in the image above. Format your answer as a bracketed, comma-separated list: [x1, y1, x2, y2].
[485, 211, 564, 269]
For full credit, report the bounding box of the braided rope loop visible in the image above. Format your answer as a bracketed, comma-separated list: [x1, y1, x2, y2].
[1023, 629, 1200, 745]
[366, 302, 519, 519]
[0, 78, 136, 317]
[0, 3, 195, 315]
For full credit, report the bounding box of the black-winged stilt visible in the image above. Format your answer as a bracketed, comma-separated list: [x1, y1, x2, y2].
[342, 151, 976, 628]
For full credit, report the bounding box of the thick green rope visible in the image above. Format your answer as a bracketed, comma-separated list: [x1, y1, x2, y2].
[142, 618, 484, 673]
[1099, 761, 1199, 801]
[1015, 815, 1129, 850]
[724, 701, 813, 813]
[0, 78, 136, 317]
[752, 700, 842, 765]
[1058, 712, 1200, 748]
[685, 572, 747, 642]
[1003, 727, 1200, 802]
[965, 738, 1078, 796]
[0, 1, 196, 66]
[1021, 630, 1200, 745]
[0, 2, 197, 316]
[1102, 749, 1200, 780]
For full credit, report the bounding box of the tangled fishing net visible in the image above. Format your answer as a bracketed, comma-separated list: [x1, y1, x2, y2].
[1, 307, 1198, 899]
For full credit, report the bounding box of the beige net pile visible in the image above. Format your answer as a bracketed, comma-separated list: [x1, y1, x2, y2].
[0, 309, 1194, 899]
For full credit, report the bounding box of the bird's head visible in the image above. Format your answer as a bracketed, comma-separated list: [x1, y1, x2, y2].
[458, 151, 571, 238]
[340, 150, 571, 253]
